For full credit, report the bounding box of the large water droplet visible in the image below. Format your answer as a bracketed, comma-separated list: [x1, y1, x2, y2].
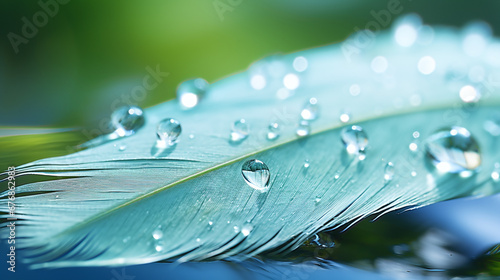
[296, 120, 311, 137]
[425, 126, 481, 173]
[301, 98, 318, 120]
[384, 162, 395, 181]
[177, 78, 209, 109]
[241, 159, 270, 192]
[341, 125, 368, 156]
[111, 106, 145, 137]
[230, 119, 249, 143]
[267, 122, 280, 141]
[156, 118, 182, 147]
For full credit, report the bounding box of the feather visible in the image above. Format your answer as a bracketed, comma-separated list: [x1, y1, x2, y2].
[2, 22, 500, 268]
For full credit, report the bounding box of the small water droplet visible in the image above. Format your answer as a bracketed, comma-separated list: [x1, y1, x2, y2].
[267, 122, 280, 141]
[334, 174, 339, 180]
[425, 127, 481, 173]
[241, 159, 270, 192]
[409, 142, 418, 152]
[155, 244, 164, 252]
[314, 196, 321, 203]
[293, 56, 308, 72]
[411, 171, 417, 177]
[111, 106, 145, 137]
[341, 125, 368, 156]
[177, 78, 209, 109]
[303, 159, 310, 169]
[413, 131, 420, 139]
[55, 195, 60, 199]
[340, 111, 351, 123]
[301, 98, 319, 121]
[384, 162, 395, 181]
[196, 238, 201, 243]
[189, 134, 195, 139]
[156, 118, 182, 147]
[118, 145, 127, 151]
[152, 228, 163, 240]
[208, 221, 213, 226]
[296, 120, 311, 137]
[233, 226, 240, 233]
[230, 119, 249, 143]
[241, 222, 253, 237]
[459, 85, 480, 103]
[491, 163, 500, 182]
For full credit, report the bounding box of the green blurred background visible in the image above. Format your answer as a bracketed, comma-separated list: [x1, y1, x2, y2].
[1, 0, 500, 128]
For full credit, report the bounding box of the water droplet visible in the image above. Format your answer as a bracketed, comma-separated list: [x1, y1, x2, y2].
[155, 244, 164, 252]
[156, 118, 182, 147]
[122, 236, 131, 243]
[233, 226, 240, 233]
[111, 106, 145, 137]
[341, 125, 368, 156]
[340, 111, 351, 123]
[267, 122, 280, 141]
[301, 98, 318, 121]
[314, 196, 321, 203]
[349, 84, 361, 96]
[417, 56, 436, 75]
[411, 171, 417, 177]
[459, 85, 480, 103]
[296, 120, 311, 137]
[250, 74, 266, 90]
[371, 56, 388, 73]
[491, 163, 500, 182]
[118, 145, 127, 151]
[208, 221, 213, 226]
[303, 159, 310, 169]
[177, 78, 209, 109]
[334, 174, 339, 180]
[425, 126, 481, 173]
[241, 159, 270, 192]
[283, 73, 300, 90]
[413, 131, 420, 139]
[293, 56, 308, 72]
[189, 134, 195, 139]
[241, 222, 253, 237]
[230, 119, 249, 143]
[196, 238, 201, 243]
[384, 162, 395, 181]
[409, 142, 418, 152]
[152, 228, 163, 240]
